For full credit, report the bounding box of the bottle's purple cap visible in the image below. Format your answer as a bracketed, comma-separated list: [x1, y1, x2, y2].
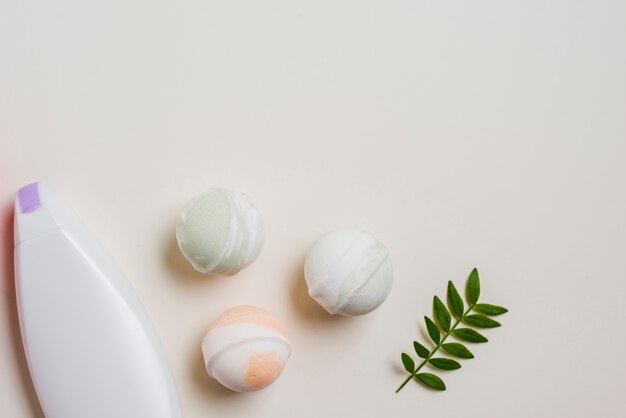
[17, 182, 42, 213]
[14, 182, 81, 245]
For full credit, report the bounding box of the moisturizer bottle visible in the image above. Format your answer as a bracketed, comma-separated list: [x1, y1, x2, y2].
[14, 182, 183, 418]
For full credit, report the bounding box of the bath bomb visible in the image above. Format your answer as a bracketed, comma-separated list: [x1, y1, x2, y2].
[176, 188, 264, 276]
[201, 306, 291, 392]
[304, 229, 393, 316]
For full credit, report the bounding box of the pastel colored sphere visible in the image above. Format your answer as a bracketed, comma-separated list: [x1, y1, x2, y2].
[304, 229, 393, 316]
[176, 188, 265, 276]
[201, 306, 291, 392]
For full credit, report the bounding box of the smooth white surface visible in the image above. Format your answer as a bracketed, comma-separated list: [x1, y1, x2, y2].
[1, 1, 625, 417]
[14, 185, 183, 418]
[304, 229, 393, 315]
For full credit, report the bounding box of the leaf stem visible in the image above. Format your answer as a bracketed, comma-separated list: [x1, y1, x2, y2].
[395, 305, 474, 393]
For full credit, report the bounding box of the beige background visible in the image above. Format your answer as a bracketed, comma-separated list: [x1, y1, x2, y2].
[1, 1, 625, 417]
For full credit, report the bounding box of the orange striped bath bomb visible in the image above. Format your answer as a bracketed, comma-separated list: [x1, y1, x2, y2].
[201, 306, 291, 392]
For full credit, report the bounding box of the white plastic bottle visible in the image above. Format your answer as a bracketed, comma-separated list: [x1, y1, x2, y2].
[14, 182, 183, 418]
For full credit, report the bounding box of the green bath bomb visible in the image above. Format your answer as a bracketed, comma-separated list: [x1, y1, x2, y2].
[176, 188, 265, 276]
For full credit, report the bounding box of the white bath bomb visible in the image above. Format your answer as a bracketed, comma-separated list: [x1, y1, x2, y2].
[176, 188, 264, 276]
[201, 306, 291, 392]
[304, 229, 393, 316]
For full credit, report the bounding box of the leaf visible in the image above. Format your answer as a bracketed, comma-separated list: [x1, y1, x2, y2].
[413, 341, 430, 359]
[464, 314, 501, 328]
[467, 268, 480, 306]
[395, 269, 506, 393]
[415, 373, 446, 390]
[475, 303, 508, 316]
[441, 342, 474, 359]
[401, 353, 415, 373]
[453, 328, 488, 343]
[433, 296, 451, 332]
[447, 281, 464, 318]
[429, 358, 462, 370]
[424, 316, 440, 344]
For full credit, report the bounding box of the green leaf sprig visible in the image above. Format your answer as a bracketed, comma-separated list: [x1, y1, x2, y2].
[396, 268, 507, 393]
